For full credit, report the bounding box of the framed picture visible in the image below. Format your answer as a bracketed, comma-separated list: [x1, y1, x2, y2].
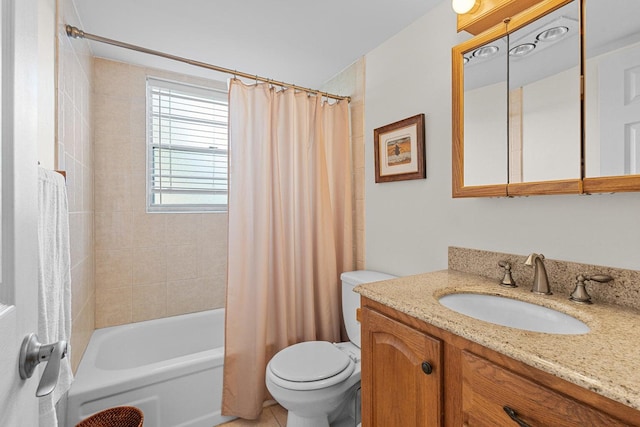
[374, 114, 426, 183]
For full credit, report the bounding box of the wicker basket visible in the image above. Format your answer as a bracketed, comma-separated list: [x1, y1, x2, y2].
[75, 406, 144, 427]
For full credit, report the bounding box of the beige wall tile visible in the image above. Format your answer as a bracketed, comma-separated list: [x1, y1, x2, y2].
[132, 283, 167, 322]
[207, 274, 227, 309]
[130, 99, 146, 139]
[93, 94, 131, 137]
[132, 246, 167, 285]
[199, 213, 228, 243]
[59, 0, 96, 370]
[83, 167, 94, 212]
[356, 228, 365, 266]
[70, 262, 88, 321]
[70, 293, 95, 372]
[165, 214, 201, 246]
[352, 136, 365, 170]
[94, 135, 132, 175]
[166, 278, 214, 316]
[96, 286, 132, 328]
[166, 245, 198, 281]
[94, 172, 132, 212]
[95, 249, 133, 290]
[95, 211, 133, 250]
[350, 102, 364, 137]
[93, 58, 136, 99]
[130, 171, 147, 213]
[129, 135, 147, 175]
[354, 166, 365, 201]
[93, 59, 232, 328]
[198, 238, 228, 278]
[355, 199, 365, 230]
[68, 212, 82, 268]
[133, 211, 166, 248]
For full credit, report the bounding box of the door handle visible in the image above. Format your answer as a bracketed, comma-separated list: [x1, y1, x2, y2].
[19, 333, 68, 397]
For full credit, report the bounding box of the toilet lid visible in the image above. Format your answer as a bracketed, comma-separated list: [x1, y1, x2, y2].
[270, 341, 351, 382]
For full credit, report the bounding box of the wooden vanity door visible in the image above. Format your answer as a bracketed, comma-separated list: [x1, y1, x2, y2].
[361, 308, 443, 426]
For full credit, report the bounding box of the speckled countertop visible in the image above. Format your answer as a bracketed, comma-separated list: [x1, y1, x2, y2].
[354, 270, 640, 411]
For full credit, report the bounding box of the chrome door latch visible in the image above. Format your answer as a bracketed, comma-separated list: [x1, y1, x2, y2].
[19, 333, 68, 397]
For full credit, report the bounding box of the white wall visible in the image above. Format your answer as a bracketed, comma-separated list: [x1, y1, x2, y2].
[364, 1, 640, 275]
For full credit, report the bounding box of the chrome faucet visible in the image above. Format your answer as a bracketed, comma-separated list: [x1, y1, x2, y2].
[524, 253, 552, 295]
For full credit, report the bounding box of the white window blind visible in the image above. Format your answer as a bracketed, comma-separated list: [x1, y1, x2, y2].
[147, 77, 228, 212]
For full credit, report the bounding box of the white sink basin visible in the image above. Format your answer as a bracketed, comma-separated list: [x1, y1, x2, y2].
[438, 293, 589, 335]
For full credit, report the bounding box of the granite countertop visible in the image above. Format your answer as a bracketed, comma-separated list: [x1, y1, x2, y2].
[354, 269, 640, 411]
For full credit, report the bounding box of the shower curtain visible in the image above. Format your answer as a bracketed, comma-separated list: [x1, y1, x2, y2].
[222, 79, 354, 419]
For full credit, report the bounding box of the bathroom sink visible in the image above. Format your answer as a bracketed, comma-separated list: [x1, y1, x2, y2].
[438, 293, 589, 335]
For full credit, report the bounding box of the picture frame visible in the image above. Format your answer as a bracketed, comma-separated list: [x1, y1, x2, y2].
[374, 113, 426, 183]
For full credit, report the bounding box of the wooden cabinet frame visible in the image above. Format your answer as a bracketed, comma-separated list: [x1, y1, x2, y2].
[453, 0, 640, 198]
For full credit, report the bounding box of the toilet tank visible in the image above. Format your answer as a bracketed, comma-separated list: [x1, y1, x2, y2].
[341, 270, 396, 348]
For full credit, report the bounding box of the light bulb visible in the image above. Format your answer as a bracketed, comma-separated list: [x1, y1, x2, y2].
[452, 0, 478, 14]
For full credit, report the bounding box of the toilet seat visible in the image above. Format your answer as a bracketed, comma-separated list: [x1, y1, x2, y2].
[268, 341, 355, 391]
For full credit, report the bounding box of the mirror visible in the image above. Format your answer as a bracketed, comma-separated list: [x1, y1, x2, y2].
[453, 24, 510, 197]
[453, 0, 582, 197]
[464, 36, 508, 187]
[507, 1, 581, 184]
[584, 0, 640, 188]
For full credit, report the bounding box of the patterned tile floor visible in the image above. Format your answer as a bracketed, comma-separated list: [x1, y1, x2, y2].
[219, 404, 287, 427]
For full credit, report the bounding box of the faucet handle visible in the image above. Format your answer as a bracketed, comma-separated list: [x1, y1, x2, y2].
[498, 261, 517, 288]
[569, 274, 613, 304]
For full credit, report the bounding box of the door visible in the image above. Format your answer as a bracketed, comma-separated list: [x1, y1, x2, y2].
[361, 308, 443, 427]
[0, 0, 44, 424]
[599, 45, 640, 176]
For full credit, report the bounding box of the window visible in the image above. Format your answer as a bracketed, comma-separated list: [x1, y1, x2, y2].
[147, 77, 228, 212]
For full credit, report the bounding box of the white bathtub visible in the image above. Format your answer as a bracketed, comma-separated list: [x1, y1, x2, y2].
[66, 309, 235, 427]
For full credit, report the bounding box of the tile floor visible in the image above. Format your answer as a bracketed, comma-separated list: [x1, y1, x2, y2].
[219, 404, 287, 427]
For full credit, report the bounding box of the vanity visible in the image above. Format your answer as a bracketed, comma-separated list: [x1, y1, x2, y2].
[355, 261, 640, 426]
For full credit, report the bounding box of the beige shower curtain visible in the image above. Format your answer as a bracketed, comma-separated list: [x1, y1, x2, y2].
[222, 79, 353, 419]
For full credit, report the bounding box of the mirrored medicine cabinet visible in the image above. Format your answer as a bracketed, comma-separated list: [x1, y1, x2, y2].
[452, 0, 640, 197]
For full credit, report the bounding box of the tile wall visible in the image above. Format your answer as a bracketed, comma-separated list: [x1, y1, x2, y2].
[93, 58, 228, 328]
[57, 0, 95, 371]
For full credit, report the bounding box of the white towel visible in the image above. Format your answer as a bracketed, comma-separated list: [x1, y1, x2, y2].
[37, 168, 73, 427]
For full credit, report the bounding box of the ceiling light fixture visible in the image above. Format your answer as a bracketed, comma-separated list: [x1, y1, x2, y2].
[473, 45, 499, 58]
[536, 26, 569, 42]
[509, 43, 536, 57]
[452, 0, 479, 15]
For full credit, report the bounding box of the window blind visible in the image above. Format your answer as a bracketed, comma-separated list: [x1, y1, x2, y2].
[147, 78, 228, 212]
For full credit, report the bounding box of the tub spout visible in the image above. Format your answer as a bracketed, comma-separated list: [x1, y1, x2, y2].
[524, 253, 552, 295]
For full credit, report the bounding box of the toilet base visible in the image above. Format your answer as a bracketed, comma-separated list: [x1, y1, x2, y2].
[286, 412, 329, 427]
[286, 412, 358, 427]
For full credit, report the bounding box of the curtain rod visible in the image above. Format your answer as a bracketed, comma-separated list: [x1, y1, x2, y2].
[65, 25, 350, 102]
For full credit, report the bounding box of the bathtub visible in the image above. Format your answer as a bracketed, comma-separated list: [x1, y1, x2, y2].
[66, 309, 235, 427]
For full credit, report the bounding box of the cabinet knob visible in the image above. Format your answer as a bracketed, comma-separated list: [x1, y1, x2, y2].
[421, 361, 433, 375]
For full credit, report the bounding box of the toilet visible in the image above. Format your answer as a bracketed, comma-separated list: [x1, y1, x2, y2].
[266, 270, 396, 427]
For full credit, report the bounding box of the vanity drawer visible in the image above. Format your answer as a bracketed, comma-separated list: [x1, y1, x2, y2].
[461, 351, 629, 427]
